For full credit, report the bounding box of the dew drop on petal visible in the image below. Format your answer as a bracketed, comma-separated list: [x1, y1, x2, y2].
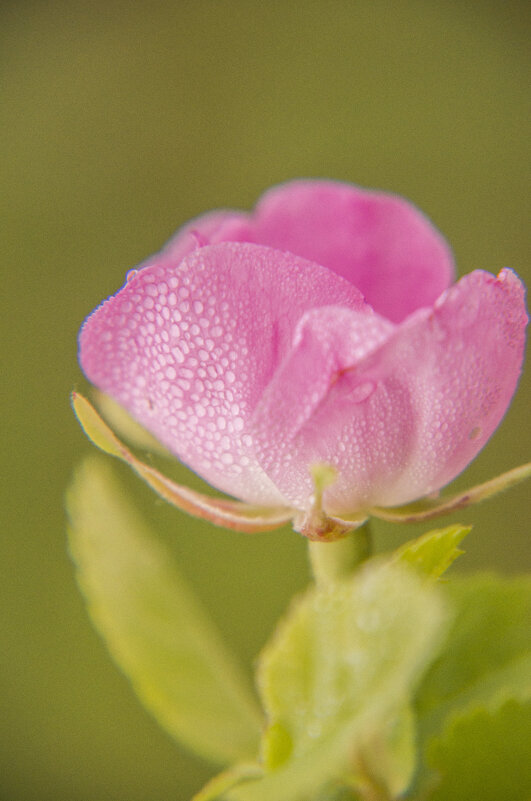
[349, 381, 375, 404]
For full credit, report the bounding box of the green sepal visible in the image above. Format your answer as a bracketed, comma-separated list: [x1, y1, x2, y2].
[391, 524, 471, 580]
[71, 391, 293, 532]
[369, 462, 531, 523]
[92, 389, 173, 457]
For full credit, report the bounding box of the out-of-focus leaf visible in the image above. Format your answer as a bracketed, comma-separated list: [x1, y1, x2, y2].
[416, 574, 531, 732]
[391, 524, 470, 580]
[226, 561, 448, 801]
[413, 574, 531, 797]
[350, 704, 416, 799]
[66, 456, 262, 765]
[427, 698, 531, 801]
[192, 764, 263, 801]
[313, 783, 362, 801]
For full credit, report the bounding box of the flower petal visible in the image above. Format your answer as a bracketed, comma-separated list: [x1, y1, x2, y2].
[251, 269, 527, 514]
[251, 306, 403, 513]
[160, 180, 455, 323]
[158, 209, 250, 265]
[72, 392, 293, 532]
[79, 242, 366, 505]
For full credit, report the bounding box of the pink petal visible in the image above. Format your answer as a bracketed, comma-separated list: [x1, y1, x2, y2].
[159, 180, 455, 323]
[159, 209, 250, 264]
[251, 269, 528, 515]
[79, 242, 366, 505]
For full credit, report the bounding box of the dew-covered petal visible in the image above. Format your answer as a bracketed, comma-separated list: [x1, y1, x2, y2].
[79, 242, 366, 505]
[159, 180, 455, 323]
[250, 306, 404, 513]
[251, 269, 528, 515]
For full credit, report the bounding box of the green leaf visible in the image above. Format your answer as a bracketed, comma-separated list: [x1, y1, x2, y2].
[66, 456, 262, 765]
[413, 574, 531, 797]
[416, 574, 531, 732]
[350, 704, 416, 799]
[427, 698, 531, 801]
[391, 524, 471, 580]
[313, 783, 362, 801]
[226, 560, 448, 801]
[192, 764, 263, 801]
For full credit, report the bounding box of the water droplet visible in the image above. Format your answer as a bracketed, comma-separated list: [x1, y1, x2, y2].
[455, 294, 480, 328]
[126, 268, 138, 282]
[349, 381, 375, 404]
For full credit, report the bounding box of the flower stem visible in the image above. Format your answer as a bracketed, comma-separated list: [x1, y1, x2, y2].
[308, 522, 372, 589]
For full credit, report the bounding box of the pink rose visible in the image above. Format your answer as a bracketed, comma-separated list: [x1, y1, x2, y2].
[79, 181, 527, 534]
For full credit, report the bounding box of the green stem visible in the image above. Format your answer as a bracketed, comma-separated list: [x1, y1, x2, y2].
[308, 522, 372, 589]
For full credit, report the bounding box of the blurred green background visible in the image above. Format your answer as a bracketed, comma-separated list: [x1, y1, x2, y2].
[2, 1, 530, 799]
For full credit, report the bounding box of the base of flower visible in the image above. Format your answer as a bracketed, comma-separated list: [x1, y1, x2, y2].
[307, 521, 372, 588]
[292, 505, 366, 541]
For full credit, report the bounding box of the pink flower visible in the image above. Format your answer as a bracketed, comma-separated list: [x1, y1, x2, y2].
[78, 180, 527, 534]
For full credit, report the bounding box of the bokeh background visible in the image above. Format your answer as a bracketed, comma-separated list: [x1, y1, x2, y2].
[2, 1, 530, 799]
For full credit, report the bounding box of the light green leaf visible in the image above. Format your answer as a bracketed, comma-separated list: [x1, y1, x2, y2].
[416, 574, 531, 733]
[350, 704, 416, 799]
[413, 574, 531, 797]
[226, 560, 448, 801]
[66, 455, 262, 765]
[313, 785, 361, 801]
[391, 524, 471, 580]
[427, 698, 531, 801]
[192, 764, 263, 801]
